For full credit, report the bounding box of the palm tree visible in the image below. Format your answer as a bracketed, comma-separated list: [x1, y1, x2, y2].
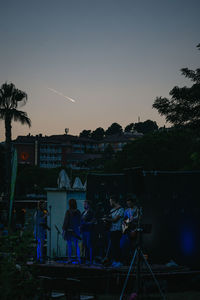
[0, 82, 31, 211]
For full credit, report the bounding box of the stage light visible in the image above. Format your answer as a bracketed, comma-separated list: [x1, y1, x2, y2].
[181, 229, 195, 255]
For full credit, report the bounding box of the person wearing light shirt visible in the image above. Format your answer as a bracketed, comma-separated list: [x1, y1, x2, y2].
[107, 195, 124, 267]
[121, 196, 139, 265]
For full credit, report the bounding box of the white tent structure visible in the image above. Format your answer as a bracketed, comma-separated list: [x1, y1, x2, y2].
[57, 169, 71, 189]
[72, 177, 84, 190]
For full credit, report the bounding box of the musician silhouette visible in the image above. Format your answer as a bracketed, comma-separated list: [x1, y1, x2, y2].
[120, 196, 139, 265]
[34, 200, 48, 263]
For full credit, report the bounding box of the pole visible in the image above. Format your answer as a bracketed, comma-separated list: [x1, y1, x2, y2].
[9, 149, 18, 228]
[49, 205, 52, 259]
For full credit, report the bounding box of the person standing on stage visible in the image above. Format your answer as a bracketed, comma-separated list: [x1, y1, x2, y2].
[121, 196, 139, 264]
[107, 195, 124, 267]
[124, 196, 139, 226]
[34, 200, 47, 263]
[62, 198, 81, 263]
[81, 200, 95, 264]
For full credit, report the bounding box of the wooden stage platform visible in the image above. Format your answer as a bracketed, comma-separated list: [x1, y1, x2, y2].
[32, 261, 200, 295]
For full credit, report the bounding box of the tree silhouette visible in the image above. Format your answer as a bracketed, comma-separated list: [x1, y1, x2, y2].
[153, 44, 200, 128]
[0, 82, 31, 210]
[125, 121, 158, 134]
[91, 127, 105, 140]
[79, 130, 91, 138]
[124, 123, 135, 133]
[105, 122, 123, 136]
[134, 120, 158, 134]
[104, 130, 200, 172]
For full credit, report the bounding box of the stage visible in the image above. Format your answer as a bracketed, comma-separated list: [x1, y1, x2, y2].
[31, 260, 200, 296]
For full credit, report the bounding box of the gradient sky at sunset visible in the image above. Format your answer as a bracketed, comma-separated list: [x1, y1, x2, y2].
[0, 0, 199, 141]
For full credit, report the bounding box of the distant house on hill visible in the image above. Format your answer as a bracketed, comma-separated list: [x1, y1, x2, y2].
[13, 131, 143, 168]
[99, 132, 143, 152]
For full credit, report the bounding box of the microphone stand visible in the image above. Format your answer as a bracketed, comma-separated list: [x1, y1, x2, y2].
[55, 225, 61, 258]
[49, 205, 52, 261]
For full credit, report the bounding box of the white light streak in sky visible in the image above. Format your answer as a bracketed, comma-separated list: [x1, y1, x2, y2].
[47, 87, 76, 103]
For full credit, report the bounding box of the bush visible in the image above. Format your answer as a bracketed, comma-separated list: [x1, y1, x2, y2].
[0, 230, 40, 299]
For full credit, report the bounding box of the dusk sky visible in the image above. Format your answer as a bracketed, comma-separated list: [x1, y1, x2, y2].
[0, 0, 199, 141]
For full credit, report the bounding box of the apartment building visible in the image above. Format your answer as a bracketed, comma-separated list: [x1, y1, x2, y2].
[13, 132, 142, 168]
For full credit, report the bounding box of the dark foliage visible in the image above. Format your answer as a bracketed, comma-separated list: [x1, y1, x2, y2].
[134, 120, 158, 134]
[124, 123, 135, 133]
[0, 82, 31, 209]
[79, 130, 91, 138]
[105, 122, 123, 136]
[91, 127, 105, 140]
[0, 231, 40, 299]
[153, 44, 200, 128]
[104, 129, 200, 172]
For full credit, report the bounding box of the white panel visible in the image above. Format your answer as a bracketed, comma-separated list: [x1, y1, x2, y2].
[47, 190, 67, 258]
[46, 189, 86, 259]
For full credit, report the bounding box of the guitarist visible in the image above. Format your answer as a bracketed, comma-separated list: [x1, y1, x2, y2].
[123, 196, 139, 233]
[106, 195, 124, 267]
[121, 196, 139, 264]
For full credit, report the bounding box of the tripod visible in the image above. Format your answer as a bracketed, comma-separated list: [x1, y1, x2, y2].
[120, 208, 166, 300]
